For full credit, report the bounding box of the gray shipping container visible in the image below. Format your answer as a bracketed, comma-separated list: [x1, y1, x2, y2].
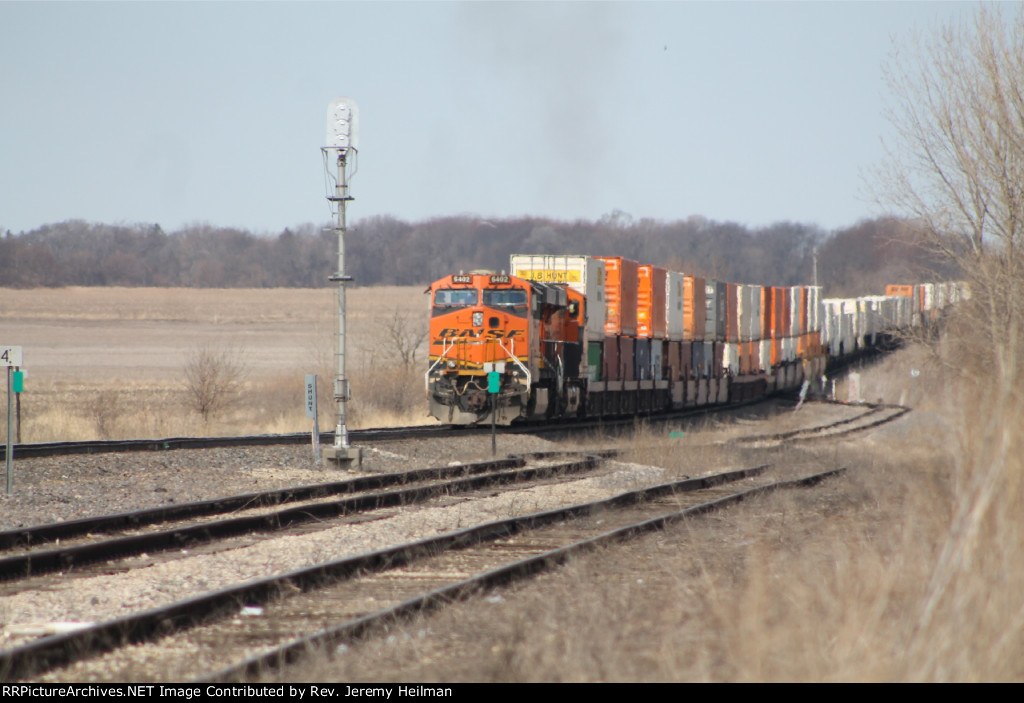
[666, 271, 685, 342]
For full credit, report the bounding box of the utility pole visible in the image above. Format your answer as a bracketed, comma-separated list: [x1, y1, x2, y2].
[321, 98, 362, 468]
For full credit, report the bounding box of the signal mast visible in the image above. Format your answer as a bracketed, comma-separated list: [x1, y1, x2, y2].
[322, 97, 361, 467]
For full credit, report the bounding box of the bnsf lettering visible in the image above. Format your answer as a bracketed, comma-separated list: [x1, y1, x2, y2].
[437, 328, 524, 339]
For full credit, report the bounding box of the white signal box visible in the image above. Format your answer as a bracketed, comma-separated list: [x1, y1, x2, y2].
[326, 98, 359, 149]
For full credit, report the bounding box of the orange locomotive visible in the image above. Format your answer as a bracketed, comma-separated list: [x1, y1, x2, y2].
[426, 272, 586, 424]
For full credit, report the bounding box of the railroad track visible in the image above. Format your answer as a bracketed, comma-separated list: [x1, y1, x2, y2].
[0, 400, 905, 587]
[0, 395, 780, 462]
[730, 401, 911, 446]
[0, 451, 618, 585]
[1, 462, 846, 683]
[0, 424, 465, 461]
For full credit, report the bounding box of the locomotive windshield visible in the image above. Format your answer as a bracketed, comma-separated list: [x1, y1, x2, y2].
[433, 288, 478, 315]
[483, 288, 528, 316]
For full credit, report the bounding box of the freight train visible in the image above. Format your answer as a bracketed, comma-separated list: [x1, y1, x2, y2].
[425, 254, 964, 425]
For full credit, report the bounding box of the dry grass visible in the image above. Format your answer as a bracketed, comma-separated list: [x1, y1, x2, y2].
[276, 343, 1024, 682]
[0, 287, 432, 441]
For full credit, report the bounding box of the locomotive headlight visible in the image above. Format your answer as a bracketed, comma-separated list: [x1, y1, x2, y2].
[472, 311, 483, 327]
[447, 360, 457, 369]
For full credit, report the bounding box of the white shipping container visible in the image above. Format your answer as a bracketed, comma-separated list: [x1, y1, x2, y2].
[789, 287, 803, 336]
[782, 336, 796, 363]
[705, 281, 719, 341]
[922, 283, 936, 312]
[741, 285, 762, 341]
[807, 286, 823, 333]
[510, 254, 607, 341]
[723, 342, 740, 376]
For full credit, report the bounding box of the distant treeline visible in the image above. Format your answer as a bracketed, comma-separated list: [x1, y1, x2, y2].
[0, 214, 957, 296]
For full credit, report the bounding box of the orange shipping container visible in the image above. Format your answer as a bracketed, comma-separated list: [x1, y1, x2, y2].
[777, 286, 791, 338]
[637, 265, 667, 338]
[599, 257, 638, 337]
[760, 286, 774, 341]
[683, 275, 706, 341]
[799, 287, 810, 336]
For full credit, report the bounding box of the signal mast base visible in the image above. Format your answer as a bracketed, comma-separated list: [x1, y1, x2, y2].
[322, 444, 363, 468]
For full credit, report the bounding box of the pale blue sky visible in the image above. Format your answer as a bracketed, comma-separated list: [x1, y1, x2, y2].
[1, 1, 974, 234]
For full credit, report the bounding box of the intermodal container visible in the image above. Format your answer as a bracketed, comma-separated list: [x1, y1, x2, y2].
[510, 254, 607, 341]
[760, 286, 774, 342]
[704, 280, 719, 341]
[799, 287, 809, 337]
[620, 336, 635, 381]
[789, 287, 803, 337]
[771, 286, 786, 340]
[650, 340, 664, 380]
[808, 286, 822, 333]
[691, 341, 706, 379]
[740, 284, 762, 342]
[666, 340, 682, 380]
[587, 341, 602, 381]
[666, 271, 685, 342]
[726, 283, 740, 343]
[602, 336, 621, 381]
[634, 338, 651, 381]
[637, 265, 667, 339]
[599, 257, 638, 337]
[683, 275, 706, 341]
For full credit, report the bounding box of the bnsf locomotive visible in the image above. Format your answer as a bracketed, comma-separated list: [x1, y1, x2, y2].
[426, 254, 964, 425]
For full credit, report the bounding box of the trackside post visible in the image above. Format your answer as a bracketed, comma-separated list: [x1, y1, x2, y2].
[305, 374, 322, 466]
[1, 346, 23, 494]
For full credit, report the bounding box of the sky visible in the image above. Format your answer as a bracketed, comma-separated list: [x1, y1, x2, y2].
[0, 1, 976, 235]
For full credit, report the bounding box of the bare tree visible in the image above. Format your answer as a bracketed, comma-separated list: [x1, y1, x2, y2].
[385, 308, 429, 372]
[878, 5, 1024, 377]
[183, 344, 247, 423]
[876, 5, 1024, 679]
[879, 6, 1024, 259]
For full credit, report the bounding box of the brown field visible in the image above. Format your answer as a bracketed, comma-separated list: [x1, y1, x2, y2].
[0, 286, 432, 441]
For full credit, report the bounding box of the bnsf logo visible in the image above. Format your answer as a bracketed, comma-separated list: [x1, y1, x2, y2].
[436, 329, 524, 339]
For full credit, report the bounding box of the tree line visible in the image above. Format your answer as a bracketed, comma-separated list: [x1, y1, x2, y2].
[0, 214, 956, 296]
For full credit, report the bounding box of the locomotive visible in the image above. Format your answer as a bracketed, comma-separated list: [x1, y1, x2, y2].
[426, 254, 963, 425]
